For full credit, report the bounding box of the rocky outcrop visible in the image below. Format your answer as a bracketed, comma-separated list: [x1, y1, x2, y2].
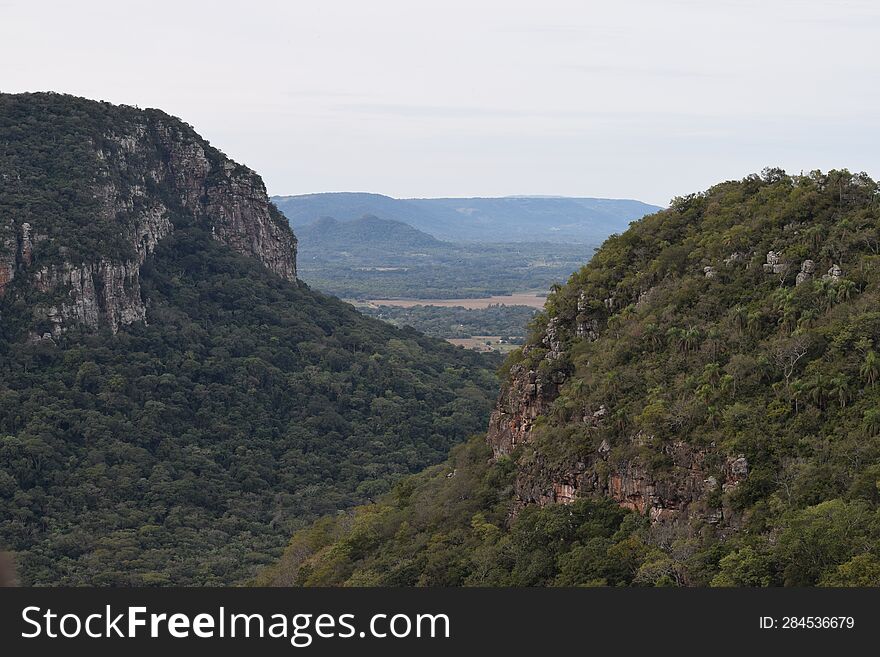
[152, 121, 297, 282]
[31, 259, 148, 337]
[1, 97, 297, 336]
[575, 290, 600, 340]
[487, 353, 562, 458]
[795, 259, 815, 286]
[488, 289, 748, 528]
[824, 264, 843, 281]
[762, 250, 788, 275]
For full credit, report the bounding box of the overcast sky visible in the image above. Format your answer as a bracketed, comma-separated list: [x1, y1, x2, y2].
[2, 0, 879, 205]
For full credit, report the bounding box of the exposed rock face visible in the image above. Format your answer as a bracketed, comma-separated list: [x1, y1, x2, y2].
[575, 290, 600, 340]
[152, 122, 297, 282]
[487, 353, 561, 458]
[487, 288, 748, 528]
[824, 264, 843, 281]
[762, 250, 788, 275]
[795, 259, 816, 286]
[0, 98, 297, 336]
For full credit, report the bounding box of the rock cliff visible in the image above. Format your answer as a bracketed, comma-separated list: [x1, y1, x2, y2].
[0, 93, 297, 337]
[487, 312, 745, 527]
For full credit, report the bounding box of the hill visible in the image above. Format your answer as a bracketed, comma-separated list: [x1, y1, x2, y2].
[0, 92, 499, 585]
[296, 222, 596, 300]
[260, 169, 880, 587]
[272, 192, 662, 243]
[296, 215, 443, 251]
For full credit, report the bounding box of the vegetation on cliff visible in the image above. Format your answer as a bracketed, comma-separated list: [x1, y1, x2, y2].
[0, 94, 499, 585]
[262, 169, 880, 587]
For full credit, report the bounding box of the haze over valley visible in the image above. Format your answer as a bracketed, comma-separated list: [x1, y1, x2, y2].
[273, 194, 661, 349]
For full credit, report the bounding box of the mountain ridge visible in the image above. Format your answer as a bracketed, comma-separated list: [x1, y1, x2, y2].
[0, 92, 296, 339]
[272, 192, 662, 243]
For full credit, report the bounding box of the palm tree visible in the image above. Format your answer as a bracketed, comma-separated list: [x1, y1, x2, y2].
[719, 373, 735, 399]
[797, 309, 817, 330]
[667, 327, 686, 353]
[836, 279, 856, 304]
[747, 311, 764, 337]
[861, 350, 879, 388]
[706, 405, 720, 429]
[829, 375, 851, 408]
[702, 362, 721, 388]
[696, 383, 714, 403]
[774, 293, 798, 333]
[806, 372, 828, 409]
[731, 305, 747, 334]
[815, 278, 836, 311]
[643, 323, 662, 351]
[863, 409, 880, 437]
[789, 378, 805, 414]
[683, 326, 702, 353]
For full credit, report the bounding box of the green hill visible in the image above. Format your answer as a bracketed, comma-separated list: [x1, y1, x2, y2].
[0, 93, 499, 585]
[297, 215, 443, 251]
[260, 169, 880, 587]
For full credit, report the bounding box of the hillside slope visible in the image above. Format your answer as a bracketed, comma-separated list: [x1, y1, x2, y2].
[261, 169, 880, 587]
[272, 192, 661, 243]
[296, 215, 443, 251]
[0, 93, 499, 585]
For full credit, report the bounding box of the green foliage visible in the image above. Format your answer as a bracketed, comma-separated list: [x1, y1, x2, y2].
[269, 169, 880, 588]
[297, 235, 595, 300]
[359, 304, 537, 341]
[257, 436, 651, 587]
[0, 226, 499, 585]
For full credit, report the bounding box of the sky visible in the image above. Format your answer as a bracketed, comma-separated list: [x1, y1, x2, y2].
[2, 0, 879, 206]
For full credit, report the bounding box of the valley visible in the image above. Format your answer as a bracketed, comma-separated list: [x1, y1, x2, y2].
[358, 293, 547, 309]
[261, 168, 880, 588]
[4, 92, 880, 591]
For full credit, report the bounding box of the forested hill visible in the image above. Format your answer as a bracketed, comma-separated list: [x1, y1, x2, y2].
[260, 169, 880, 587]
[0, 93, 500, 585]
[272, 192, 661, 243]
[296, 215, 443, 251]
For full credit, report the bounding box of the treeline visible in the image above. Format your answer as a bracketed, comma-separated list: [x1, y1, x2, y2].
[360, 304, 537, 340]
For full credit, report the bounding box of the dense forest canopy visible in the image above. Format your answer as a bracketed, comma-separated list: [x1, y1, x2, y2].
[0, 225, 500, 585]
[0, 93, 500, 585]
[261, 169, 880, 587]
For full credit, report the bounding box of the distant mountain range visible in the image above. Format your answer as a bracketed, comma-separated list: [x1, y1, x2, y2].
[295, 215, 443, 251]
[272, 192, 662, 243]
[294, 213, 596, 300]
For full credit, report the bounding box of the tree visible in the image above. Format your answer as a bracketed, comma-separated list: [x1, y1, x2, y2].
[863, 409, 880, 437]
[820, 554, 880, 587]
[829, 374, 851, 408]
[771, 335, 809, 389]
[710, 546, 774, 587]
[860, 350, 879, 388]
[806, 372, 829, 409]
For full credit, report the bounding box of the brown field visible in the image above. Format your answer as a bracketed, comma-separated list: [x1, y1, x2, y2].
[363, 292, 547, 309]
[446, 336, 521, 353]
